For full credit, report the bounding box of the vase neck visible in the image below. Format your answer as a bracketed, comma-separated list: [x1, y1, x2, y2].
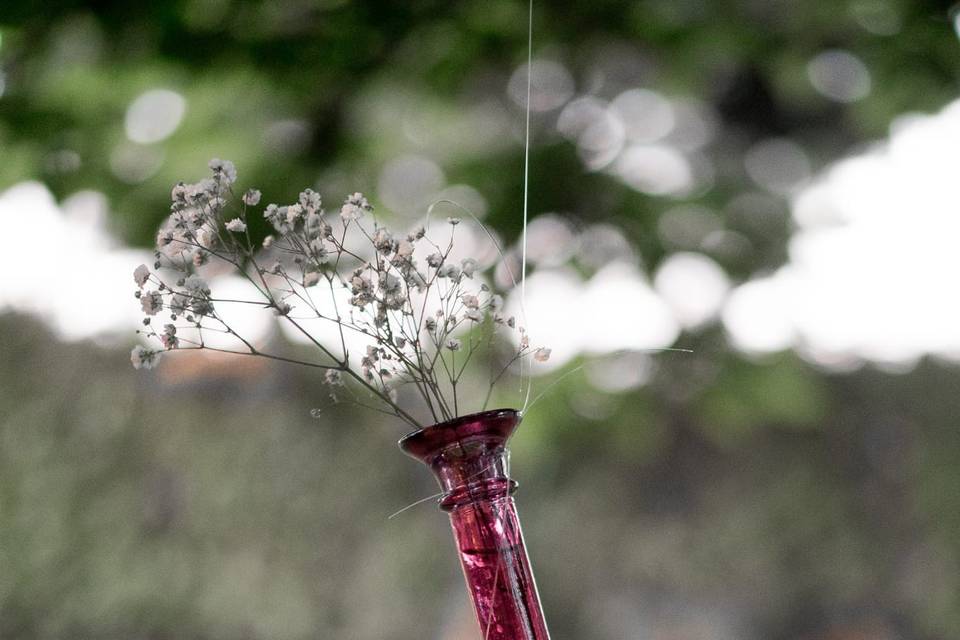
[399, 409, 521, 510]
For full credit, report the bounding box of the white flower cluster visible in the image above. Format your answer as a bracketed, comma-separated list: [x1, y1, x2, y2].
[130, 160, 548, 428]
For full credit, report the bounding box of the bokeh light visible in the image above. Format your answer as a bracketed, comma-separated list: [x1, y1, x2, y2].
[807, 49, 872, 103]
[124, 89, 187, 144]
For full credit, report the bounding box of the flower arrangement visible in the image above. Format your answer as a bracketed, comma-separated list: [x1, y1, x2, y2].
[131, 159, 549, 429]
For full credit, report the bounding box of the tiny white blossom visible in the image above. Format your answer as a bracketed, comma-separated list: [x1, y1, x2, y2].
[161, 324, 179, 350]
[396, 240, 414, 259]
[141, 291, 163, 316]
[299, 189, 321, 213]
[195, 222, 217, 248]
[446, 338, 462, 351]
[183, 275, 209, 294]
[340, 192, 371, 220]
[208, 158, 237, 184]
[448, 217, 461, 225]
[131, 345, 161, 370]
[243, 189, 261, 206]
[225, 218, 247, 233]
[325, 369, 343, 385]
[304, 271, 321, 287]
[534, 347, 551, 362]
[427, 253, 443, 268]
[263, 234, 274, 248]
[286, 203, 304, 224]
[461, 258, 478, 278]
[134, 264, 150, 288]
[439, 264, 460, 280]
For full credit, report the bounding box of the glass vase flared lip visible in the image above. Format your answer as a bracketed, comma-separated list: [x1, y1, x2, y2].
[398, 408, 521, 462]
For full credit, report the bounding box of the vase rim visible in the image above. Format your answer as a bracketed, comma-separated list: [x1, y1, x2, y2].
[398, 408, 521, 462]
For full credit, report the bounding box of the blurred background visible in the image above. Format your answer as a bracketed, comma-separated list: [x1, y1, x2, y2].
[2, 0, 960, 638]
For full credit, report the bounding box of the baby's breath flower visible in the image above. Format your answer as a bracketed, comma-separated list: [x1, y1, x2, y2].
[161, 324, 179, 350]
[135, 159, 543, 430]
[299, 189, 321, 213]
[134, 264, 150, 288]
[170, 292, 189, 317]
[286, 203, 304, 225]
[195, 223, 217, 249]
[131, 345, 161, 370]
[208, 158, 237, 184]
[340, 192, 371, 220]
[461, 258, 478, 278]
[439, 264, 460, 281]
[191, 249, 208, 267]
[373, 228, 395, 255]
[264, 204, 293, 234]
[184, 275, 210, 295]
[141, 291, 163, 316]
[396, 240, 414, 259]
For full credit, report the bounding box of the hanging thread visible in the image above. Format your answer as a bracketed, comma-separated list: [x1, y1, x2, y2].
[519, 0, 534, 412]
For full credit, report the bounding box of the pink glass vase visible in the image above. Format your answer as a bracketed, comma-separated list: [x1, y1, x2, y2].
[399, 409, 551, 640]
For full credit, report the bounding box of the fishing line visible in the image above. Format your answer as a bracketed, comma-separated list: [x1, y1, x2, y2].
[519, 0, 534, 414]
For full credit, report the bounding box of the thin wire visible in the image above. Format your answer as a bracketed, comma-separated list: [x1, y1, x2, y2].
[520, 0, 534, 411]
[521, 0, 532, 301]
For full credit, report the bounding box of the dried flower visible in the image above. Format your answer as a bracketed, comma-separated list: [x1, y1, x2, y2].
[340, 192, 371, 220]
[134, 264, 150, 288]
[299, 189, 322, 213]
[161, 324, 179, 350]
[130, 159, 542, 430]
[141, 291, 163, 316]
[208, 158, 237, 184]
[131, 345, 161, 370]
[225, 218, 247, 233]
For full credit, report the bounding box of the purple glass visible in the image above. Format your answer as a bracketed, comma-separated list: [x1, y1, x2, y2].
[400, 409, 550, 640]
